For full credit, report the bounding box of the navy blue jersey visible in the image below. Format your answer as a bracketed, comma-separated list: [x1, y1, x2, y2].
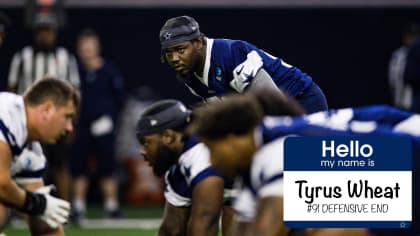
[260, 105, 420, 145]
[259, 105, 420, 236]
[181, 38, 313, 102]
[78, 61, 125, 120]
[164, 136, 224, 207]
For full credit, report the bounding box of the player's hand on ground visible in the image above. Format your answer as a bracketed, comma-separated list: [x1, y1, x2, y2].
[36, 185, 71, 228]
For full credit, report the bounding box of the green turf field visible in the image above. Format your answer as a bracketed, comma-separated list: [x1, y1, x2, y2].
[3, 205, 163, 236]
[4, 228, 158, 236]
[3, 205, 225, 236]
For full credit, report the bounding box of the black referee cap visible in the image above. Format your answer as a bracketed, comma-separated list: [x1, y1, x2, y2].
[136, 99, 191, 138]
[159, 16, 200, 48]
[34, 13, 58, 29]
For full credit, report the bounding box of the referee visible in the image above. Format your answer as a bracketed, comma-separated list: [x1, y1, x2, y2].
[7, 14, 79, 93]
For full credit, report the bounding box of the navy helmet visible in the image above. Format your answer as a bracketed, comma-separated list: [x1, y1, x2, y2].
[136, 99, 191, 138]
[159, 15, 200, 48]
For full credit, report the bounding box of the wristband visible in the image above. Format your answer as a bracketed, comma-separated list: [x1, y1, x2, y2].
[20, 191, 46, 215]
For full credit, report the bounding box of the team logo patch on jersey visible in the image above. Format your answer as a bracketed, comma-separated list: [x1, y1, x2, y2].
[215, 67, 223, 81]
[24, 158, 32, 168]
[183, 166, 191, 178]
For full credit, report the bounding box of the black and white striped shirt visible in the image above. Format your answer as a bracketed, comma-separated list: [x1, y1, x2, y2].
[8, 46, 80, 94]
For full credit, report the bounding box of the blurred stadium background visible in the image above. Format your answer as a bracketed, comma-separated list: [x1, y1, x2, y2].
[1, 0, 420, 108]
[0, 0, 419, 235]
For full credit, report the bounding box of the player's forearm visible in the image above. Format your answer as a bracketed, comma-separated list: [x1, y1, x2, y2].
[157, 223, 184, 236]
[248, 197, 285, 236]
[158, 213, 188, 236]
[27, 217, 66, 236]
[157, 203, 189, 236]
[188, 213, 219, 236]
[231, 220, 252, 236]
[37, 226, 65, 236]
[249, 223, 279, 236]
[21, 182, 65, 236]
[0, 178, 26, 209]
[249, 223, 278, 236]
[189, 176, 224, 236]
[157, 224, 172, 236]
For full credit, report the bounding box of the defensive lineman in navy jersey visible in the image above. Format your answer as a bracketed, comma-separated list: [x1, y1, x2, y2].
[136, 100, 233, 236]
[159, 15, 328, 113]
[261, 105, 420, 236]
[191, 89, 420, 236]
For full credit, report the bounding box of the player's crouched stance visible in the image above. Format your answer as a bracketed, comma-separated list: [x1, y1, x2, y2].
[190, 90, 368, 236]
[0, 146, 68, 235]
[135, 100, 233, 236]
[0, 78, 78, 235]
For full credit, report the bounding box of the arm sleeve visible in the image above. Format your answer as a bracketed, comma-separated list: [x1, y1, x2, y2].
[229, 41, 283, 93]
[248, 68, 284, 94]
[229, 41, 264, 92]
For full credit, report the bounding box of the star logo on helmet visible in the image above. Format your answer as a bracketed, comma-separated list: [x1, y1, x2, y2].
[179, 104, 187, 112]
[150, 119, 158, 126]
[163, 32, 172, 40]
